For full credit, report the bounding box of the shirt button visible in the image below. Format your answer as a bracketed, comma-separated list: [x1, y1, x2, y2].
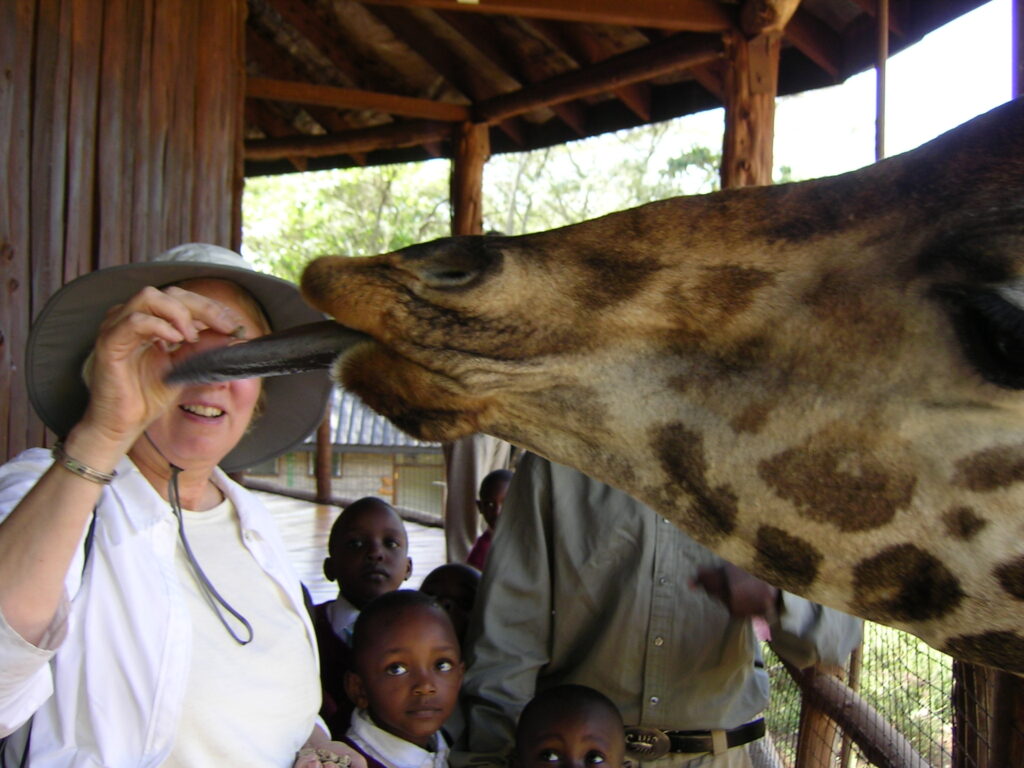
[658, 576, 668, 585]
[654, 636, 664, 647]
[650, 696, 660, 706]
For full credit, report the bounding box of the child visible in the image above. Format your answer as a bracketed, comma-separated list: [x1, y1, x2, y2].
[467, 469, 513, 569]
[315, 497, 414, 738]
[342, 590, 464, 768]
[513, 685, 626, 768]
[419, 562, 481, 647]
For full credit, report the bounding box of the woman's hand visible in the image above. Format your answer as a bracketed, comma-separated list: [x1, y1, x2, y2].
[75, 284, 250, 453]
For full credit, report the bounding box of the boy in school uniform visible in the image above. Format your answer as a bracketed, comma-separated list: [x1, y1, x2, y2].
[466, 470, 512, 570]
[342, 590, 465, 768]
[315, 497, 414, 737]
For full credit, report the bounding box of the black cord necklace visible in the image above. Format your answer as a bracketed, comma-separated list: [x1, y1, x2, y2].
[146, 432, 253, 645]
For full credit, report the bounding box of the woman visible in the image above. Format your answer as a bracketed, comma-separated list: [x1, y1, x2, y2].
[0, 244, 361, 768]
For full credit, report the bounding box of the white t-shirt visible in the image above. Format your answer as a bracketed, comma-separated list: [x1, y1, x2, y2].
[163, 498, 320, 767]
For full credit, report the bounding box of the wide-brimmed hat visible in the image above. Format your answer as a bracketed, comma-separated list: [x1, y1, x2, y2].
[26, 243, 332, 472]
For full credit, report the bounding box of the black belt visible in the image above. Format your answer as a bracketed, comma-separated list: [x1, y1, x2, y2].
[624, 718, 765, 760]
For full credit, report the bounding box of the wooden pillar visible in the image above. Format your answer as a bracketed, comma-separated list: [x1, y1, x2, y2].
[1015, 0, 1023, 98]
[875, 0, 889, 161]
[315, 397, 333, 504]
[450, 122, 490, 236]
[720, 30, 781, 189]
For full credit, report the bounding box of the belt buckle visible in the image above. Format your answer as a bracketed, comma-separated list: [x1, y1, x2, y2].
[624, 726, 672, 761]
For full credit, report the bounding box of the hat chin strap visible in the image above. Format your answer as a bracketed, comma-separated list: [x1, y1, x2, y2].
[144, 432, 254, 646]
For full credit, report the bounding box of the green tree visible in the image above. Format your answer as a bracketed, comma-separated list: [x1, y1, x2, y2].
[242, 161, 451, 282]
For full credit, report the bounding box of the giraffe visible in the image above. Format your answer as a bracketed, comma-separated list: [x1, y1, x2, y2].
[181, 97, 1024, 671]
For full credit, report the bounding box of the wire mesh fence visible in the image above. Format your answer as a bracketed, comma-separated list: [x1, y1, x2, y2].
[762, 621, 1022, 768]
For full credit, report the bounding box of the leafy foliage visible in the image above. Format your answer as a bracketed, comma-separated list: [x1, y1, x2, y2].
[243, 162, 451, 281]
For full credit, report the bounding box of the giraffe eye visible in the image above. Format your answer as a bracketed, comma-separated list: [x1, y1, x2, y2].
[936, 283, 1024, 390]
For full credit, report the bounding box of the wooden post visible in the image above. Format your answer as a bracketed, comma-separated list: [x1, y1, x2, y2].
[315, 396, 333, 504]
[1015, 0, 1023, 98]
[720, 30, 780, 189]
[793, 663, 843, 768]
[875, 0, 889, 161]
[450, 122, 490, 235]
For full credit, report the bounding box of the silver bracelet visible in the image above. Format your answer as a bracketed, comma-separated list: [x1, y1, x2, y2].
[52, 441, 117, 485]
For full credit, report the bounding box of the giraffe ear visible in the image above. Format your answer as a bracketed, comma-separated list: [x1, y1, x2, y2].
[936, 279, 1024, 389]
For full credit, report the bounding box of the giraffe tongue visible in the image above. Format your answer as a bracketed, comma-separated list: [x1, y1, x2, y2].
[164, 320, 370, 385]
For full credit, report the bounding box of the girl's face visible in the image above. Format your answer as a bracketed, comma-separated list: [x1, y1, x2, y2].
[345, 606, 464, 749]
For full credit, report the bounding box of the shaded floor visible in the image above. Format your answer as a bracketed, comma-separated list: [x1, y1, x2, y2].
[256, 490, 447, 603]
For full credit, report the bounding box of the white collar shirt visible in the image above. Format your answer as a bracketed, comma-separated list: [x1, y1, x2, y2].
[348, 708, 449, 768]
[0, 448, 321, 767]
[326, 594, 360, 643]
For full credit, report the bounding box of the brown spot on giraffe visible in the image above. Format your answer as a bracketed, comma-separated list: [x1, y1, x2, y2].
[941, 506, 988, 541]
[753, 526, 822, 590]
[730, 402, 773, 434]
[994, 556, 1024, 601]
[651, 423, 738, 541]
[758, 430, 916, 532]
[575, 251, 661, 311]
[696, 265, 775, 320]
[852, 544, 965, 623]
[943, 632, 1024, 675]
[951, 444, 1024, 492]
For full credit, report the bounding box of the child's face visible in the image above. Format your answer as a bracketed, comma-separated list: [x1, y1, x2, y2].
[325, 503, 412, 608]
[477, 479, 509, 529]
[346, 606, 464, 749]
[516, 707, 625, 768]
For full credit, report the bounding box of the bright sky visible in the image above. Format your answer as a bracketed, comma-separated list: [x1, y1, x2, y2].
[679, 0, 1014, 180]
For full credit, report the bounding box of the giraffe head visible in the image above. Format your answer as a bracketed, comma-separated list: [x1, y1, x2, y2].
[187, 98, 1024, 670]
[298, 98, 1024, 671]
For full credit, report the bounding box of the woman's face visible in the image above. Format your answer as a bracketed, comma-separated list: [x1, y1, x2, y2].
[142, 279, 266, 471]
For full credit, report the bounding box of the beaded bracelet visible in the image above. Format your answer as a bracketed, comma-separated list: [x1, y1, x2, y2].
[52, 441, 118, 485]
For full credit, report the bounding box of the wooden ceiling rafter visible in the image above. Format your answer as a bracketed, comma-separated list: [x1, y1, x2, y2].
[246, 25, 383, 163]
[245, 101, 310, 171]
[246, 117, 453, 160]
[262, 0, 368, 87]
[783, 8, 842, 78]
[355, 0, 735, 32]
[481, 15, 590, 137]
[241, 1, 992, 175]
[528, 18, 653, 122]
[245, 76, 472, 121]
[431, 8, 554, 143]
[848, 0, 905, 36]
[473, 32, 723, 124]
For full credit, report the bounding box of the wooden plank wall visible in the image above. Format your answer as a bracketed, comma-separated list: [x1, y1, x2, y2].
[0, 0, 246, 461]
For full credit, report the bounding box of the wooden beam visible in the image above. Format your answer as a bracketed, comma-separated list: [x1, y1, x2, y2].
[245, 118, 451, 160]
[691, 61, 725, 102]
[740, 0, 801, 37]
[357, 0, 734, 33]
[475, 33, 723, 124]
[264, 0, 366, 85]
[529, 17, 652, 121]
[450, 122, 489, 235]
[246, 77, 471, 121]
[721, 30, 779, 189]
[783, 8, 840, 79]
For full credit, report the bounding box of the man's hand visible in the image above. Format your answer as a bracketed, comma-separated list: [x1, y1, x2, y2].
[693, 562, 780, 620]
